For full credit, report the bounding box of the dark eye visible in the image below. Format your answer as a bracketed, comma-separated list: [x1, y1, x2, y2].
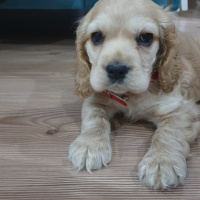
[137, 33, 153, 46]
[91, 32, 104, 45]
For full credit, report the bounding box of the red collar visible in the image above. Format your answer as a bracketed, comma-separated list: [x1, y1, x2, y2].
[103, 90, 128, 107]
[151, 70, 158, 80]
[103, 70, 158, 106]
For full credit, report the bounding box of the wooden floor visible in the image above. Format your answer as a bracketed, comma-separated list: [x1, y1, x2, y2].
[0, 12, 200, 200]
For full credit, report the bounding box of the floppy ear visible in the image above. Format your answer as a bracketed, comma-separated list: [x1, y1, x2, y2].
[154, 11, 180, 93]
[74, 19, 93, 98]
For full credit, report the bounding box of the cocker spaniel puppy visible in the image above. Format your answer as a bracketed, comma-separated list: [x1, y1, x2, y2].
[69, 0, 200, 190]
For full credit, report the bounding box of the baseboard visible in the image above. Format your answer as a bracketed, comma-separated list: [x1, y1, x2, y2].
[0, 9, 87, 38]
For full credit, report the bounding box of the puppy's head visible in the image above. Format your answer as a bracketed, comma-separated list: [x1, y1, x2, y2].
[75, 0, 179, 98]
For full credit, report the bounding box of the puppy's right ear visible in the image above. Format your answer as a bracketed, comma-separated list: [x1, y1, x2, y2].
[74, 19, 93, 98]
[153, 9, 180, 93]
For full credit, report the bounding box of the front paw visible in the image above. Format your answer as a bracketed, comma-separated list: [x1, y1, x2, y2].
[138, 152, 187, 190]
[68, 134, 112, 173]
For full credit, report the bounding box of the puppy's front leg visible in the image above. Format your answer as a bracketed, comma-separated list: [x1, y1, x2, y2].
[138, 125, 190, 190]
[138, 117, 199, 190]
[69, 95, 114, 173]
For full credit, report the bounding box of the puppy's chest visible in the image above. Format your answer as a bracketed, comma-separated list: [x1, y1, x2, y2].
[117, 93, 158, 121]
[118, 91, 179, 124]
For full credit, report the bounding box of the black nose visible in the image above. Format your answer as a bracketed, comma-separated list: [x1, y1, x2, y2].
[106, 64, 130, 82]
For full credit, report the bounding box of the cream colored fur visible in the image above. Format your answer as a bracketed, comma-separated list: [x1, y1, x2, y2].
[69, 0, 200, 190]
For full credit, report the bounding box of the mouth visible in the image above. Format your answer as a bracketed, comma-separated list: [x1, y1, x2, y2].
[106, 84, 128, 94]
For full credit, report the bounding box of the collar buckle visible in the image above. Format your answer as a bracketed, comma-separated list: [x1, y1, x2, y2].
[103, 90, 128, 107]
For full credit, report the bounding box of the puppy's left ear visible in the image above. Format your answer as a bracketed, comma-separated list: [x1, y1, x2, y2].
[154, 10, 180, 93]
[74, 18, 93, 98]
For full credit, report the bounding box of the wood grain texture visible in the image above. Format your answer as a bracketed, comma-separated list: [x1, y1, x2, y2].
[0, 13, 200, 200]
